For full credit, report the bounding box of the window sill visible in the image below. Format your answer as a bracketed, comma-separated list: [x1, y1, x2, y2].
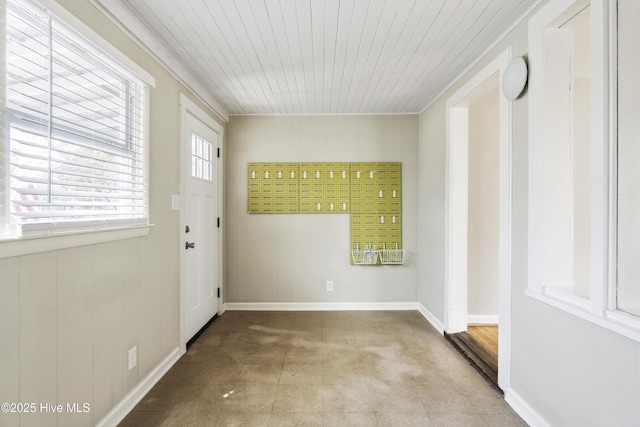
[525, 287, 640, 343]
[542, 285, 590, 310]
[0, 224, 153, 259]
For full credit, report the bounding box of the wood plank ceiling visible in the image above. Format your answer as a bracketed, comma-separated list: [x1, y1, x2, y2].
[103, 0, 538, 115]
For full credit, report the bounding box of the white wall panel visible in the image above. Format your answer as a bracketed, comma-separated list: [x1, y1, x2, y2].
[0, 258, 19, 427]
[19, 252, 58, 427]
[57, 247, 94, 427]
[92, 242, 116, 420]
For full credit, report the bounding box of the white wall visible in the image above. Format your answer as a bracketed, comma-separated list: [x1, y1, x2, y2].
[616, 0, 640, 315]
[418, 106, 447, 323]
[568, 8, 592, 297]
[225, 115, 419, 305]
[0, 1, 224, 426]
[419, 0, 640, 425]
[467, 87, 500, 321]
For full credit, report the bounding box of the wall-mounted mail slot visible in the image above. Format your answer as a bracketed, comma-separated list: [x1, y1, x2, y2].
[248, 161, 403, 264]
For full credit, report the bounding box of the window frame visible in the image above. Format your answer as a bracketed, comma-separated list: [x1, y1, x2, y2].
[526, 0, 640, 342]
[0, 0, 155, 257]
[0, 0, 155, 251]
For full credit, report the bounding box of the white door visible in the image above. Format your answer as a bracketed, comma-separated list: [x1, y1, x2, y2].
[182, 105, 221, 342]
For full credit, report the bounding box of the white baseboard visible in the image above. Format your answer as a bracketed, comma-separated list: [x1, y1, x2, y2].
[467, 314, 499, 325]
[504, 386, 550, 427]
[224, 302, 419, 311]
[224, 302, 447, 336]
[95, 347, 181, 427]
[417, 303, 445, 334]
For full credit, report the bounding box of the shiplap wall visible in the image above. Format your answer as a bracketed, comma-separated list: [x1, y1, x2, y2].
[0, 1, 223, 426]
[225, 115, 419, 305]
[0, 239, 173, 426]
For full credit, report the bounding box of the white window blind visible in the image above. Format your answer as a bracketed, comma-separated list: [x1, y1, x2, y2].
[2, 0, 149, 236]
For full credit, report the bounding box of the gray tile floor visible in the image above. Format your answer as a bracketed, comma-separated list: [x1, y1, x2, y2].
[119, 310, 527, 426]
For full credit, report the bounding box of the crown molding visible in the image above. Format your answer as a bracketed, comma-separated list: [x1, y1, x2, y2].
[89, 0, 229, 122]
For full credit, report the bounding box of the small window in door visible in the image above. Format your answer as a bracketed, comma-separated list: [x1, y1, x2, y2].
[191, 133, 214, 182]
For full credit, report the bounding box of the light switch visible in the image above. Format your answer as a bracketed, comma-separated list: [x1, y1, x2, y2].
[171, 195, 180, 211]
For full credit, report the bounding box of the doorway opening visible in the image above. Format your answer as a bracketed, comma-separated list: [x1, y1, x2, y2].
[444, 50, 512, 392]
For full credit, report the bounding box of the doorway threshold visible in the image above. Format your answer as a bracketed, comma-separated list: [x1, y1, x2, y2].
[186, 313, 219, 348]
[445, 331, 501, 393]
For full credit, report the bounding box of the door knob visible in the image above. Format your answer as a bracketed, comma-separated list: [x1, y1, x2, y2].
[185, 242, 195, 249]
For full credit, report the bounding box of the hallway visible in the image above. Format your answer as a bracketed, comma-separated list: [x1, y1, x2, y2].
[119, 311, 525, 426]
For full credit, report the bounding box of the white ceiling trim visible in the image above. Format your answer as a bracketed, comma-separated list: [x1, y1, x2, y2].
[89, 0, 230, 122]
[227, 112, 418, 117]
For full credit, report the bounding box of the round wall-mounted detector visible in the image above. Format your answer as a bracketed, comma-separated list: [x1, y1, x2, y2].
[502, 56, 528, 101]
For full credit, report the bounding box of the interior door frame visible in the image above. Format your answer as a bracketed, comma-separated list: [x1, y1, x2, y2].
[179, 94, 224, 353]
[444, 48, 513, 390]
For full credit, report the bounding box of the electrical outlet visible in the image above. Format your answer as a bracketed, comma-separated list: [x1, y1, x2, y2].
[128, 346, 137, 371]
[326, 280, 334, 292]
